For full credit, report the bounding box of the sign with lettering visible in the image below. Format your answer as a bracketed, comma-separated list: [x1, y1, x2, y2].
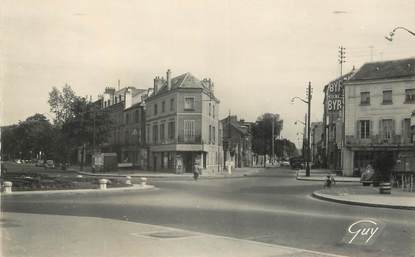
[343, 219, 384, 246]
[326, 72, 354, 113]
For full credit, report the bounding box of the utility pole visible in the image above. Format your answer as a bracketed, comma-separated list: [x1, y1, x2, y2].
[338, 46, 346, 172]
[338, 46, 346, 76]
[305, 82, 312, 177]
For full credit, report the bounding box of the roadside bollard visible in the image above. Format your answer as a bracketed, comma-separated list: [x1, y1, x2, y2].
[99, 179, 108, 190]
[3, 181, 12, 194]
[125, 176, 132, 185]
[140, 177, 147, 187]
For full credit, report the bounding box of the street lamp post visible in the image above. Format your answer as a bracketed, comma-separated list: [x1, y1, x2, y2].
[385, 26, 415, 41]
[291, 82, 313, 177]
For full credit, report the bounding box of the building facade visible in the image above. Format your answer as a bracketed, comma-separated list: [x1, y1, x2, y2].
[322, 71, 354, 170]
[98, 86, 149, 168]
[221, 116, 254, 168]
[145, 70, 222, 174]
[343, 58, 415, 176]
[310, 122, 323, 167]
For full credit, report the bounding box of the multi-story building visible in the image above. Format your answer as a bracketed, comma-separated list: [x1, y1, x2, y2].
[343, 58, 415, 176]
[145, 70, 222, 174]
[221, 116, 253, 168]
[322, 71, 354, 170]
[98, 86, 149, 167]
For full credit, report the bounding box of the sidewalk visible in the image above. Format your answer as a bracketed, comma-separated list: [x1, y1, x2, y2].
[296, 169, 360, 183]
[313, 185, 415, 210]
[0, 184, 156, 196]
[71, 166, 263, 179]
[1, 212, 348, 257]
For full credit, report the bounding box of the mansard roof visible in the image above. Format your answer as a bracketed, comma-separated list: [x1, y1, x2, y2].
[350, 58, 415, 81]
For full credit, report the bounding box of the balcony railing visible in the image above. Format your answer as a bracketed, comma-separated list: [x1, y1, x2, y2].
[178, 135, 202, 144]
[346, 134, 412, 146]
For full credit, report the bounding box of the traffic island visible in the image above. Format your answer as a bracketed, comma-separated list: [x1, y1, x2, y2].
[312, 185, 415, 210]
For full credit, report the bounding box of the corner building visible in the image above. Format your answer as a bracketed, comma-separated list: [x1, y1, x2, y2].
[146, 70, 222, 174]
[343, 58, 415, 176]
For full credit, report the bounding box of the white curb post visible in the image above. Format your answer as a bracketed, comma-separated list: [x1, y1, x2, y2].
[140, 177, 147, 187]
[99, 179, 108, 190]
[3, 181, 12, 194]
[125, 176, 132, 185]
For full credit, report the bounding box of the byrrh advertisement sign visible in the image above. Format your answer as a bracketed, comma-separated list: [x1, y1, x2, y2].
[327, 72, 354, 113]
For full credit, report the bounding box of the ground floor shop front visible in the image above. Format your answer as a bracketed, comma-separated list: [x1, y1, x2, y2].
[148, 145, 223, 174]
[343, 145, 415, 177]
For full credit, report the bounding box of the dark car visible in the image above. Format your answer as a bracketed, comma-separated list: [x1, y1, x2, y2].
[289, 157, 304, 170]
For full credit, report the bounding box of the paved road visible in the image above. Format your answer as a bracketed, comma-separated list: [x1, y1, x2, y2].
[2, 167, 415, 257]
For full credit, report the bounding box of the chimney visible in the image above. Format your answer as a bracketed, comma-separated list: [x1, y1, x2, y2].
[167, 69, 171, 90]
[153, 76, 164, 94]
[153, 77, 158, 94]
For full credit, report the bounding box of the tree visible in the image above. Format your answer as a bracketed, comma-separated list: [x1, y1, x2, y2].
[1, 114, 55, 160]
[274, 138, 298, 159]
[252, 113, 284, 158]
[48, 84, 79, 126]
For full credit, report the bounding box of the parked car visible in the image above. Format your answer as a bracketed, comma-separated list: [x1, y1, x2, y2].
[36, 160, 45, 167]
[360, 164, 375, 186]
[289, 157, 304, 170]
[44, 160, 55, 169]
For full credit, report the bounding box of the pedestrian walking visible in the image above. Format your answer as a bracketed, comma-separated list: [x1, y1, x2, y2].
[193, 161, 200, 181]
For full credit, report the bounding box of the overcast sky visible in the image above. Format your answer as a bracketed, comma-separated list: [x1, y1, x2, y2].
[2, 0, 415, 147]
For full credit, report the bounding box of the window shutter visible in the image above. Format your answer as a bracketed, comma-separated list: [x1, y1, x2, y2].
[370, 120, 374, 138]
[356, 120, 360, 138]
[378, 119, 382, 139]
[391, 119, 395, 136]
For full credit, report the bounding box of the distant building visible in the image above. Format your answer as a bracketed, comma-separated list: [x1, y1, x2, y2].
[145, 70, 222, 174]
[310, 122, 323, 167]
[221, 116, 254, 168]
[343, 58, 415, 176]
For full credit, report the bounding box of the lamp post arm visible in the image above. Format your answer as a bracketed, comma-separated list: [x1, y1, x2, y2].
[393, 26, 415, 36]
[291, 96, 308, 104]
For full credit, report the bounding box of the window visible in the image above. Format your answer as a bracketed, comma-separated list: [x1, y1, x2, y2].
[380, 119, 394, 140]
[382, 90, 393, 104]
[184, 120, 195, 141]
[146, 125, 150, 143]
[209, 103, 211, 116]
[209, 125, 212, 143]
[152, 124, 158, 143]
[213, 126, 216, 144]
[160, 123, 165, 142]
[134, 110, 139, 123]
[402, 119, 412, 142]
[125, 129, 129, 144]
[168, 121, 175, 139]
[359, 120, 371, 139]
[213, 105, 215, 118]
[360, 92, 370, 105]
[162, 101, 165, 112]
[125, 113, 130, 124]
[184, 97, 195, 110]
[154, 104, 158, 115]
[170, 98, 174, 111]
[405, 89, 415, 103]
